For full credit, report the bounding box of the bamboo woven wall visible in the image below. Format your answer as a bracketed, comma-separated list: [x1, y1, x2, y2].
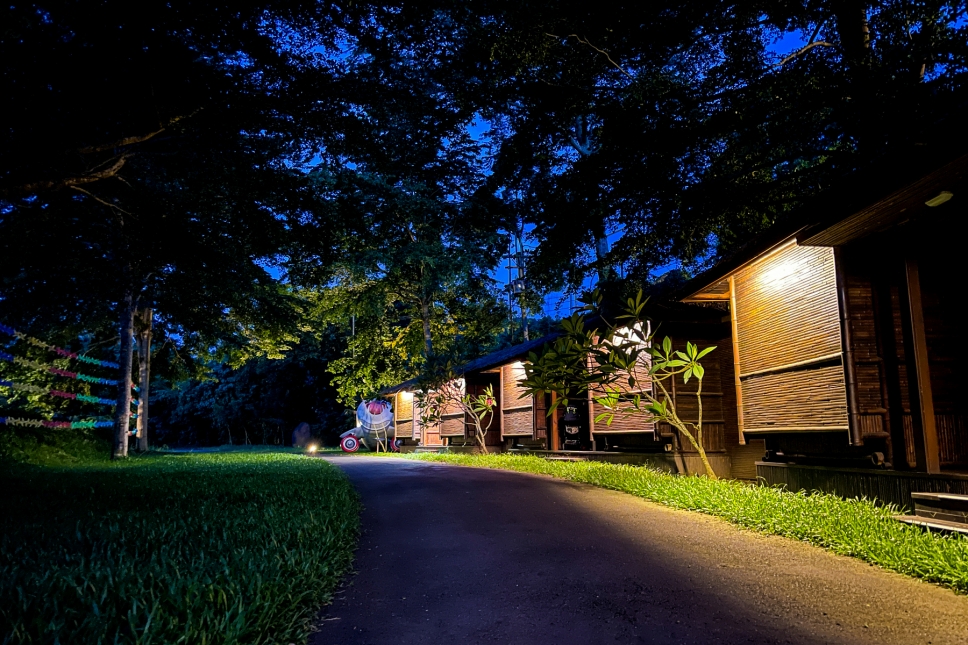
[591, 345, 655, 435]
[501, 363, 534, 437]
[652, 338, 725, 449]
[734, 244, 849, 433]
[464, 379, 501, 445]
[660, 422, 726, 452]
[735, 244, 842, 373]
[742, 365, 848, 430]
[845, 273, 888, 438]
[394, 392, 414, 439]
[439, 382, 466, 437]
[920, 257, 968, 467]
[534, 392, 548, 441]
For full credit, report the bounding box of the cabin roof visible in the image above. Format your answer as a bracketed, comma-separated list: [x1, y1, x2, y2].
[380, 333, 561, 395]
[680, 119, 968, 302]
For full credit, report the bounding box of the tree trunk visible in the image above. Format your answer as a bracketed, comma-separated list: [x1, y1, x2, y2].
[136, 308, 152, 452]
[421, 296, 433, 357]
[113, 291, 136, 459]
[595, 233, 613, 285]
[835, 1, 874, 147]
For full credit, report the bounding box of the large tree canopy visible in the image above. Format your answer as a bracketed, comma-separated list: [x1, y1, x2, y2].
[3, 1, 967, 442]
[356, 1, 968, 288]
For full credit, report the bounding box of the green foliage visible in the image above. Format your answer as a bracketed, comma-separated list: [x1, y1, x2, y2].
[521, 290, 720, 477]
[417, 365, 497, 452]
[0, 452, 360, 644]
[0, 425, 112, 467]
[152, 329, 353, 447]
[401, 453, 968, 593]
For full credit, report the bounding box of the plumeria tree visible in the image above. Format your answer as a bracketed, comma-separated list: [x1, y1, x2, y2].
[417, 365, 497, 453]
[520, 290, 719, 478]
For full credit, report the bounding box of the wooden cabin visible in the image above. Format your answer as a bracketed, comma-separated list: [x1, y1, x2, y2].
[384, 336, 554, 453]
[682, 140, 968, 507]
[382, 304, 761, 479]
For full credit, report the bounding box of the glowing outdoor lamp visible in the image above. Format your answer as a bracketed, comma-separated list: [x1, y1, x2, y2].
[307, 444, 318, 454]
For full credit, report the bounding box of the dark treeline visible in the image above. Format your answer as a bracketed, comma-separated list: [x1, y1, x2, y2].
[2, 1, 966, 449]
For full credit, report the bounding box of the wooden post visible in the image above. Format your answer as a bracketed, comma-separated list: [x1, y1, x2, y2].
[727, 277, 747, 445]
[903, 258, 940, 473]
[834, 249, 864, 446]
[549, 392, 559, 450]
[136, 308, 152, 452]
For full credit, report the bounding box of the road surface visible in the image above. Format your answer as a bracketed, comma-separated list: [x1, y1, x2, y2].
[313, 456, 968, 645]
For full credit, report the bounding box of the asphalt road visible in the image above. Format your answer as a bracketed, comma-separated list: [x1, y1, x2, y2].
[312, 456, 968, 645]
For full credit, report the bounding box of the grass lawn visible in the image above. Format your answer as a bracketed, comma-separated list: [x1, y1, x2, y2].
[0, 449, 359, 644]
[398, 452, 968, 593]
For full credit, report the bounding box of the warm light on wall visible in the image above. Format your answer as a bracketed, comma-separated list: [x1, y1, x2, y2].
[760, 256, 801, 288]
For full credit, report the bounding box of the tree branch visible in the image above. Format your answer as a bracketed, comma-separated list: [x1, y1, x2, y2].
[775, 40, 834, 67]
[70, 186, 132, 215]
[6, 154, 131, 196]
[546, 33, 635, 80]
[76, 110, 200, 154]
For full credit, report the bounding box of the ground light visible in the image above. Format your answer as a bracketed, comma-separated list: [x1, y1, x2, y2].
[307, 444, 318, 454]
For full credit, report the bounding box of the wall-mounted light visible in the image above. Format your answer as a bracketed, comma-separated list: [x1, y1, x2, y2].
[925, 191, 953, 207]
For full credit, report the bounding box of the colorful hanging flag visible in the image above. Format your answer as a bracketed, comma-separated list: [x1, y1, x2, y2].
[0, 322, 120, 369]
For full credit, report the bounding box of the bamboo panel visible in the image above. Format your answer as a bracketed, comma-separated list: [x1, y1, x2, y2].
[855, 363, 884, 412]
[503, 409, 534, 436]
[742, 364, 848, 431]
[439, 386, 465, 437]
[937, 414, 968, 467]
[534, 393, 548, 441]
[844, 270, 891, 440]
[899, 413, 968, 467]
[903, 414, 916, 467]
[394, 392, 414, 439]
[590, 406, 656, 434]
[501, 363, 530, 407]
[677, 423, 726, 453]
[858, 414, 884, 436]
[440, 413, 466, 437]
[396, 420, 413, 439]
[888, 285, 913, 412]
[412, 401, 423, 442]
[734, 244, 841, 375]
[501, 363, 534, 437]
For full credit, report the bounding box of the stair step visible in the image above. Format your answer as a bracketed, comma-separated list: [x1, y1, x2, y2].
[895, 515, 968, 536]
[911, 492, 968, 505]
[911, 492, 968, 524]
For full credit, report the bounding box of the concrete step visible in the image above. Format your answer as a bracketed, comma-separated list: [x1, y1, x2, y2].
[895, 514, 968, 536]
[911, 492, 968, 525]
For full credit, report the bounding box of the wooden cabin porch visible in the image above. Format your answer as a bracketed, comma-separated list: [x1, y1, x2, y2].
[682, 143, 968, 509]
